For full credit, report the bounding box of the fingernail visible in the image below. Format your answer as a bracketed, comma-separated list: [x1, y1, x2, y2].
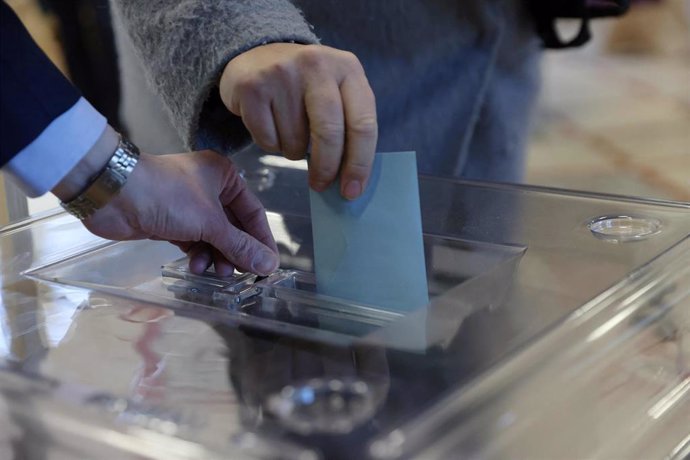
[252, 251, 278, 275]
[342, 180, 362, 200]
[215, 264, 234, 277]
[189, 254, 211, 274]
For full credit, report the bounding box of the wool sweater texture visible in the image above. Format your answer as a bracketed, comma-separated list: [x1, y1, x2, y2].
[110, 0, 541, 181]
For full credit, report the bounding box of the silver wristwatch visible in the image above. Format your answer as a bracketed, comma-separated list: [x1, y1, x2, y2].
[61, 136, 140, 220]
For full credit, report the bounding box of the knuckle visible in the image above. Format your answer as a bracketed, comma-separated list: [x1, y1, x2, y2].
[365, 85, 377, 104]
[204, 220, 251, 264]
[312, 121, 344, 146]
[243, 206, 267, 228]
[229, 235, 254, 263]
[348, 115, 378, 137]
[236, 76, 267, 100]
[220, 162, 242, 190]
[340, 51, 363, 73]
[298, 46, 328, 71]
[227, 160, 243, 181]
[269, 60, 294, 80]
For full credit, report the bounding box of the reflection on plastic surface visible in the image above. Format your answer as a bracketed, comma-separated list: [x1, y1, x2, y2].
[162, 260, 404, 339]
[240, 166, 276, 192]
[370, 237, 690, 460]
[3, 167, 690, 459]
[31, 227, 525, 352]
[266, 378, 379, 434]
[588, 215, 663, 242]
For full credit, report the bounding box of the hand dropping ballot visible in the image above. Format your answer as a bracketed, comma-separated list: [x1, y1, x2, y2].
[309, 151, 428, 312]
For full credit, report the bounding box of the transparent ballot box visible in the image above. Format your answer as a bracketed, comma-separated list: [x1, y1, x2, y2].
[1, 157, 689, 459]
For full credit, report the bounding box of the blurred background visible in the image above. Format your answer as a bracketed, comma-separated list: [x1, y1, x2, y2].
[1, 0, 689, 226]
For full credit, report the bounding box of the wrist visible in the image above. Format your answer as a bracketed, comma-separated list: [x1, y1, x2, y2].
[52, 125, 119, 202]
[57, 130, 141, 221]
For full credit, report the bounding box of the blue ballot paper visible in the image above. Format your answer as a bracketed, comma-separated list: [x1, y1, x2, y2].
[309, 151, 429, 312]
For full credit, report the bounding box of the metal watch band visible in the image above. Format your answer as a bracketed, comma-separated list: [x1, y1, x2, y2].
[61, 136, 140, 220]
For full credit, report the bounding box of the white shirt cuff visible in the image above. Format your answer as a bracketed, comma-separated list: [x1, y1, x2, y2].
[4, 97, 107, 198]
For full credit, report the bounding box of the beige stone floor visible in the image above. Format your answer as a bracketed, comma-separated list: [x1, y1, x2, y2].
[5, 1, 690, 217]
[527, 14, 690, 202]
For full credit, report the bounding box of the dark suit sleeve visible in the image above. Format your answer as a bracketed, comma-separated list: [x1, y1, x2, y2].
[0, 1, 81, 167]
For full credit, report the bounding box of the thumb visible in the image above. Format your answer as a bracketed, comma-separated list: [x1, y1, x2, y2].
[204, 214, 279, 275]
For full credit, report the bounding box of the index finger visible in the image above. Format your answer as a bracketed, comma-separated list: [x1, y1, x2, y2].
[221, 178, 278, 255]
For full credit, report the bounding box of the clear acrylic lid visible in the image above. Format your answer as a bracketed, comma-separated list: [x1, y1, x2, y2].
[1, 157, 689, 459]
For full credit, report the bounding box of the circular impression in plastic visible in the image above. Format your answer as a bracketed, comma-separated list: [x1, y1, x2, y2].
[265, 377, 377, 435]
[587, 215, 662, 242]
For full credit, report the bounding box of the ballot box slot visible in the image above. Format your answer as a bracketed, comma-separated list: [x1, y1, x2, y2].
[27, 231, 526, 346]
[161, 261, 405, 338]
[156, 233, 526, 342]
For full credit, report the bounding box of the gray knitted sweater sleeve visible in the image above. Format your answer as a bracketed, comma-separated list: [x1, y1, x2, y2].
[110, 0, 319, 153]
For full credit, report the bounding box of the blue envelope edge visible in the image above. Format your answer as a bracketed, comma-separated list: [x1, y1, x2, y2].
[309, 151, 429, 312]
